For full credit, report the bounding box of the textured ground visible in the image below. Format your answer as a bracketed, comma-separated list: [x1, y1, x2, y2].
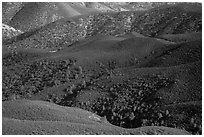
[2, 2, 202, 135]
[2, 100, 191, 135]
[3, 3, 201, 52]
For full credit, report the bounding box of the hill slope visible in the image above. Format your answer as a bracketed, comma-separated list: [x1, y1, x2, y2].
[2, 24, 23, 40]
[3, 2, 180, 31]
[2, 100, 191, 135]
[2, 2, 202, 135]
[6, 2, 99, 32]
[2, 34, 201, 134]
[3, 3, 201, 52]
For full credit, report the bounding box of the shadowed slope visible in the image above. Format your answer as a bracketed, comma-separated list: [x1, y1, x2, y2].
[115, 61, 202, 104]
[142, 39, 202, 67]
[157, 32, 202, 43]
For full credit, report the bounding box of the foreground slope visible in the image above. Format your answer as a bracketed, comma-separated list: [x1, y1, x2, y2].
[2, 100, 190, 135]
[69, 61, 201, 134]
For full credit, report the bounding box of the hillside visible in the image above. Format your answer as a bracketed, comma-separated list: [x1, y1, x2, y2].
[2, 100, 191, 135]
[3, 2, 180, 31]
[157, 32, 202, 43]
[2, 24, 23, 40]
[2, 2, 202, 135]
[6, 2, 101, 32]
[3, 3, 201, 52]
[2, 33, 202, 134]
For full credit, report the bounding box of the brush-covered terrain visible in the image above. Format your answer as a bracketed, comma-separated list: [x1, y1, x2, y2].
[2, 2, 202, 135]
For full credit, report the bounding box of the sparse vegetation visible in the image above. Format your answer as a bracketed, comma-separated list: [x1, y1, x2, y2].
[3, 3, 201, 51]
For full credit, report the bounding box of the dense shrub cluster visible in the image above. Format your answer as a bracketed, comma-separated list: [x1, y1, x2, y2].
[61, 73, 201, 135]
[85, 12, 135, 37]
[131, 6, 202, 37]
[2, 58, 83, 100]
[2, 57, 202, 134]
[72, 75, 175, 128]
[3, 52, 39, 66]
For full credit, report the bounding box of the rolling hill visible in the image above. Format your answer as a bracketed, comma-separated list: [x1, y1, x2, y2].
[2, 31, 202, 134]
[4, 2, 99, 32]
[2, 100, 191, 135]
[3, 2, 180, 31]
[2, 2, 202, 135]
[3, 3, 201, 52]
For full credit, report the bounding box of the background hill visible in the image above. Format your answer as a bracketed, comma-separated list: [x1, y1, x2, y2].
[3, 3, 201, 52]
[3, 2, 179, 31]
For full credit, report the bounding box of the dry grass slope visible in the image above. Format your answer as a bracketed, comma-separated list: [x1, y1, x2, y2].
[2, 100, 191, 135]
